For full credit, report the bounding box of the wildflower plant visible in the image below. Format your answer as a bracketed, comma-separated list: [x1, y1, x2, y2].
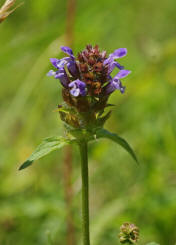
[19, 45, 138, 245]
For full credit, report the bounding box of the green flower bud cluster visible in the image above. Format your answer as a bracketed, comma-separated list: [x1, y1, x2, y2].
[119, 222, 139, 244]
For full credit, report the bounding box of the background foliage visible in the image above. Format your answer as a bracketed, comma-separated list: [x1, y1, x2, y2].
[0, 0, 176, 244]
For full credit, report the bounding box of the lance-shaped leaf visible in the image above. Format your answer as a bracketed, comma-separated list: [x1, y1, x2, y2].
[19, 136, 75, 170]
[95, 128, 138, 164]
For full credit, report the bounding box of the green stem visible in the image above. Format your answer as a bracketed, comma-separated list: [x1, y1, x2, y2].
[79, 140, 90, 245]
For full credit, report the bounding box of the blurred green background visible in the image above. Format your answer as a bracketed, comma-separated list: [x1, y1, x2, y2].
[0, 0, 176, 244]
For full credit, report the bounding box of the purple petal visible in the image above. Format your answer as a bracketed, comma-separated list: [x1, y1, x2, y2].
[50, 58, 59, 68]
[69, 79, 86, 97]
[61, 46, 73, 56]
[55, 68, 69, 87]
[103, 57, 112, 66]
[105, 79, 125, 95]
[70, 88, 80, 97]
[104, 57, 125, 74]
[47, 70, 56, 76]
[112, 48, 127, 59]
[69, 81, 76, 88]
[108, 61, 124, 74]
[115, 62, 124, 70]
[77, 80, 86, 90]
[120, 85, 126, 93]
[104, 81, 115, 94]
[115, 70, 131, 79]
[67, 60, 77, 76]
[113, 79, 126, 93]
[56, 58, 69, 68]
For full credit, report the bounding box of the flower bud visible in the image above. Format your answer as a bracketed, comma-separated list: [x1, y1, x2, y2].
[119, 222, 139, 244]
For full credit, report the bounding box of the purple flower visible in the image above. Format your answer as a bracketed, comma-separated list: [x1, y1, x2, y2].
[115, 69, 131, 79]
[106, 79, 126, 94]
[60, 46, 78, 76]
[55, 68, 69, 87]
[67, 59, 78, 76]
[105, 69, 131, 94]
[50, 58, 60, 68]
[104, 57, 124, 74]
[47, 67, 69, 87]
[61, 46, 73, 56]
[111, 48, 127, 59]
[69, 79, 86, 97]
[104, 48, 127, 75]
[48, 46, 79, 87]
[50, 57, 72, 69]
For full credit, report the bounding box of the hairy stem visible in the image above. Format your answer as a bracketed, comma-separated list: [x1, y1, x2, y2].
[79, 140, 90, 245]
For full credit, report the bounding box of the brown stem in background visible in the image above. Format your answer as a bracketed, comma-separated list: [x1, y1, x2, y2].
[66, 0, 76, 47]
[63, 1, 76, 245]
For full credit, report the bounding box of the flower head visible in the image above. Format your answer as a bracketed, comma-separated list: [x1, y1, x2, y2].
[47, 44, 131, 128]
[119, 222, 139, 244]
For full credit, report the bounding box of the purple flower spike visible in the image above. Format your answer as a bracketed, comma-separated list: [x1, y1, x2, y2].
[61, 46, 73, 56]
[48, 45, 131, 99]
[69, 79, 86, 97]
[112, 48, 127, 59]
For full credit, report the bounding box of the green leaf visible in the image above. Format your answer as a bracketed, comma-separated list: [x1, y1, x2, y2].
[95, 128, 138, 164]
[19, 136, 75, 170]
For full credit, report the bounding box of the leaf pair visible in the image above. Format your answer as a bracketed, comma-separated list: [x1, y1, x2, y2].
[19, 129, 138, 170]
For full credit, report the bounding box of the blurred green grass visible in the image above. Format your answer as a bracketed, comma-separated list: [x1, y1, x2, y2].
[0, 0, 176, 244]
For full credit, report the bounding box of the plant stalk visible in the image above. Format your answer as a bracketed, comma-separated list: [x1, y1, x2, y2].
[79, 140, 90, 245]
